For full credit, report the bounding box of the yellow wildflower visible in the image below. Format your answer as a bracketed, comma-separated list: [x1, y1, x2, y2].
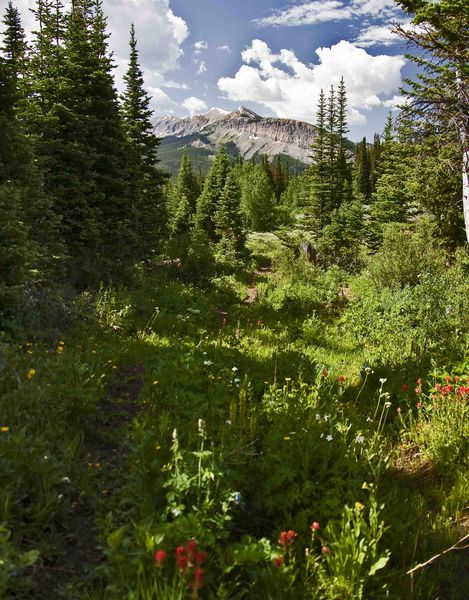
[1, 426, 9, 433]
[362, 482, 368, 490]
[26, 368, 36, 380]
[355, 502, 364, 511]
[283, 436, 291, 441]
[152, 380, 159, 385]
[56, 346, 64, 353]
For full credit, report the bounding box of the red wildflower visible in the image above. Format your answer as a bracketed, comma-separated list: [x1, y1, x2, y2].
[416, 402, 423, 409]
[154, 549, 166, 566]
[338, 375, 346, 383]
[310, 521, 321, 532]
[186, 539, 198, 559]
[192, 567, 205, 590]
[321, 546, 330, 555]
[195, 551, 206, 566]
[416, 378, 423, 385]
[401, 384, 408, 392]
[322, 368, 329, 378]
[415, 386, 422, 394]
[278, 530, 297, 546]
[177, 554, 188, 572]
[435, 383, 442, 391]
[455, 376, 461, 383]
[176, 545, 185, 557]
[273, 556, 283, 568]
[444, 375, 451, 383]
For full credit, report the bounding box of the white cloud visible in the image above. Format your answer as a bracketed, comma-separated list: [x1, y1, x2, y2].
[197, 61, 207, 75]
[194, 40, 208, 54]
[217, 45, 232, 53]
[183, 96, 208, 115]
[355, 24, 399, 47]
[218, 39, 405, 125]
[162, 80, 189, 90]
[254, 0, 398, 27]
[383, 95, 408, 110]
[14, 0, 189, 93]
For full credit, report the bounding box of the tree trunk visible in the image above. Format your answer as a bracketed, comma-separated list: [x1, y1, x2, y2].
[463, 145, 469, 243]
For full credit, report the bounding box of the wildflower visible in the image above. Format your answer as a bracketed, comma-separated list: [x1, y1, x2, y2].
[226, 419, 232, 425]
[186, 539, 198, 559]
[416, 378, 423, 385]
[197, 419, 205, 433]
[233, 492, 242, 506]
[273, 556, 283, 568]
[416, 402, 423, 409]
[323, 414, 330, 421]
[338, 375, 346, 383]
[355, 501, 364, 511]
[283, 436, 291, 441]
[355, 435, 365, 444]
[322, 368, 329, 377]
[203, 360, 213, 366]
[177, 554, 188, 572]
[401, 384, 408, 392]
[315, 413, 321, 421]
[1, 426, 9, 433]
[152, 380, 159, 385]
[397, 407, 402, 414]
[379, 378, 387, 384]
[154, 549, 166, 566]
[26, 368, 36, 380]
[310, 521, 320, 532]
[362, 482, 368, 489]
[278, 530, 297, 546]
[192, 567, 204, 590]
[384, 401, 392, 408]
[232, 366, 238, 372]
[176, 546, 185, 557]
[285, 377, 291, 381]
[321, 546, 330, 555]
[415, 386, 422, 394]
[57, 346, 64, 353]
[195, 551, 206, 565]
[444, 375, 451, 383]
[326, 434, 333, 442]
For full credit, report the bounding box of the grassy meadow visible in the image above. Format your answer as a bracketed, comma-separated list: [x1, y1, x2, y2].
[1, 232, 468, 599]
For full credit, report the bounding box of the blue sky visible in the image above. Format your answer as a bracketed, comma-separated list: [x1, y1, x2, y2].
[14, 0, 415, 141]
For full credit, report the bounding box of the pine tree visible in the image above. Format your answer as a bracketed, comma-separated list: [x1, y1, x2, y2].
[308, 88, 330, 236]
[370, 114, 413, 246]
[395, 0, 469, 242]
[214, 170, 246, 268]
[121, 22, 167, 259]
[194, 145, 230, 240]
[239, 162, 275, 231]
[353, 137, 372, 201]
[336, 77, 353, 205]
[369, 133, 382, 194]
[1, 1, 27, 102]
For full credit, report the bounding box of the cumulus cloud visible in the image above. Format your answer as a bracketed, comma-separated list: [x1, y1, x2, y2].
[254, 0, 398, 27]
[183, 96, 209, 115]
[218, 39, 405, 125]
[217, 45, 232, 53]
[194, 40, 208, 54]
[14, 0, 189, 93]
[383, 95, 408, 110]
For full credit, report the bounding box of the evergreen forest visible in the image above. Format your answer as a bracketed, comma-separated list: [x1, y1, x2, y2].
[0, 0, 468, 598]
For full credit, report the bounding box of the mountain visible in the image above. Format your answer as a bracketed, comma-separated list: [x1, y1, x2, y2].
[154, 106, 317, 176]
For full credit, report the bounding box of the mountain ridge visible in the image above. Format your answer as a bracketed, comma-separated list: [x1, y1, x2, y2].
[153, 107, 317, 171]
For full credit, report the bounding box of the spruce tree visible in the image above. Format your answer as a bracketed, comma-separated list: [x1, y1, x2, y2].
[370, 114, 413, 247]
[239, 162, 275, 231]
[121, 23, 167, 258]
[194, 145, 230, 239]
[308, 88, 330, 236]
[1, 1, 27, 102]
[336, 77, 353, 205]
[353, 137, 372, 201]
[214, 170, 246, 268]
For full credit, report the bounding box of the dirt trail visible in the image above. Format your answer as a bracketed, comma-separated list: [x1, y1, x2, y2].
[34, 365, 145, 597]
[243, 266, 272, 305]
